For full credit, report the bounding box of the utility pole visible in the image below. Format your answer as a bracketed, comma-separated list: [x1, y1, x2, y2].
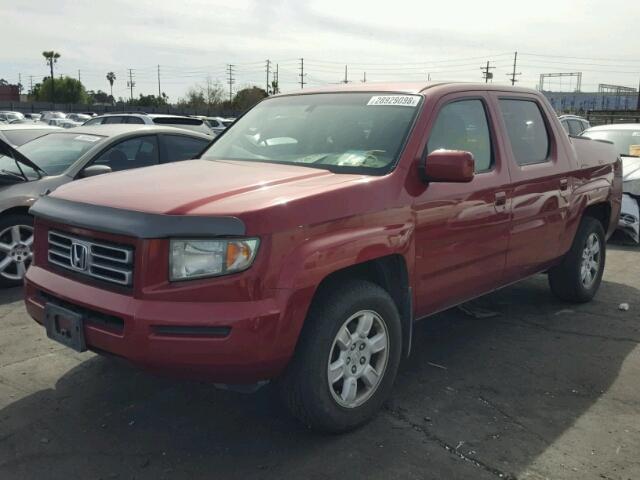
[342, 65, 349, 84]
[227, 64, 235, 102]
[507, 51, 521, 86]
[274, 63, 279, 93]
[77, 70, 81, 82]
[480, 61, 495, 83]
[29, 75, 33, 94]
[265, 59, 271, 95]
[637, 77, 640, 110]
[157, 65, 161, 98]
[127, 69, 135, 102]
[299, 58, 306, 89]
[18, 73, 22, 94]
[361, 72, 367, 83]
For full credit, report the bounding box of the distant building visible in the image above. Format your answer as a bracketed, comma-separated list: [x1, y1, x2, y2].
[542, 91, 638, 113]
[0, 84, 19, 102]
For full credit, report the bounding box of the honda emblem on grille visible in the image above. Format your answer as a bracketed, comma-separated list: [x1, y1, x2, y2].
[71, 242, 89, 271]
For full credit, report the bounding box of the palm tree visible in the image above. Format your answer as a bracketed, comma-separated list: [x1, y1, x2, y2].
[106, 72, 116, 104]
[42, 51, 61, 102]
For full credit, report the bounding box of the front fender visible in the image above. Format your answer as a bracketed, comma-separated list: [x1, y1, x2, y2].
[275, 222, 414, 291]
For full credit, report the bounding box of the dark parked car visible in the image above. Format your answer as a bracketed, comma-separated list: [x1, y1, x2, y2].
[0, 124, 211, 286]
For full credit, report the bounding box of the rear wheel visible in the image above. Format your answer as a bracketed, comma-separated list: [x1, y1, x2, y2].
[0, 214, 34, 288]
[549, 216, 605, 303]
[280, 280, 402, 433]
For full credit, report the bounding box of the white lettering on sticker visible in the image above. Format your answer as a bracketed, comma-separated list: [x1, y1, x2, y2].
[367, 95, 420, 107]
[74, 135, 101, 142]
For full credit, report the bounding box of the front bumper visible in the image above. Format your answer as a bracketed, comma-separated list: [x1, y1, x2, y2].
[25, 265, 291, 383]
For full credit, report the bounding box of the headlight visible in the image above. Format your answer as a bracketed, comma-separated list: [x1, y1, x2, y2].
[170, 238, 259, 281]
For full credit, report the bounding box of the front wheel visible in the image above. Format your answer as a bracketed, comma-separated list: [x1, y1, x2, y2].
[0, 214, 34, 288]
[279, 280, 402, 433]
[549, 216, 606, 303]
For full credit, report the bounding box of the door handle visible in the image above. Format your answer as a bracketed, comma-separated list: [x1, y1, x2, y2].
[494, 191, 507, 206]
[560, 178, 569, 191]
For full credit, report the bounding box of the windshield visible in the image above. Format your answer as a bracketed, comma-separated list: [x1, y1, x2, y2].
[2, 129, 55, 146]
[582, 128, 640, 157]
[200, 92, 422, 174]
[0, 132, 105, 179]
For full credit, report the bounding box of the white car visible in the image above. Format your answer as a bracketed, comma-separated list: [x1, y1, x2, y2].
[84, 113, 214, 136]
[0, 111, 25, 123]
[40, 111, 66, 122]
[194, 116, 234, 135]
[0, 124, 61, 147]
[582, 123, 640, 243]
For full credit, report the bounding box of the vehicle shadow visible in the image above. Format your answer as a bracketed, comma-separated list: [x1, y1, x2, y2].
[0, 275, 638, 480]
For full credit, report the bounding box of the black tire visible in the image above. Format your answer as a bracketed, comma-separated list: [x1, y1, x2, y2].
[548, 216, 606, 303]
[0, 213, 33, 288]
[279, 280, 402, 433]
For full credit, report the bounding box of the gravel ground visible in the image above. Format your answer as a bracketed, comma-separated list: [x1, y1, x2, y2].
[0, 245, 638, 480]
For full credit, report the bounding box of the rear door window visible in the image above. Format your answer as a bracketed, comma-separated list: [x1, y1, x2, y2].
[103, 116, 125, 124]
[93, 135, 159, 171]
[499, 99, 550, 165]
[162, 134, 209, 162]
[126, 116, 145, 124]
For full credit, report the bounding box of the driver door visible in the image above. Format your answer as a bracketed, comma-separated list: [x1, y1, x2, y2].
[413, 92, 512, 317]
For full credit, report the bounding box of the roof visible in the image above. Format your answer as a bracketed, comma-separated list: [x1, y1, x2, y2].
[585, 123, 640, 131]
[60, 124, 211, 139]
[273, 81, 540, 96]
[0, 124, 61, 131]
[95, 112, 196, 119]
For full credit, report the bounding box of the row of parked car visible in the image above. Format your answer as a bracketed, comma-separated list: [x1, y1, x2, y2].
[0, 110, 235, 137]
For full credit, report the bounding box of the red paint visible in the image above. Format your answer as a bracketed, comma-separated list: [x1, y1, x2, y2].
[24, 83, 622, 383]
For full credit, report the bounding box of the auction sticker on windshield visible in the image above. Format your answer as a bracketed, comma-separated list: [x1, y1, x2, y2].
[74, 135, 101, 142]
[367, 95, 420, 107]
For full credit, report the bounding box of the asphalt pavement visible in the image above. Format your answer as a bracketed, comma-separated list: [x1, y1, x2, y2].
[0, 245, 639, 479]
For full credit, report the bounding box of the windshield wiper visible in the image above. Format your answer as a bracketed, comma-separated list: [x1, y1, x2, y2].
[0, 169, 27, 181]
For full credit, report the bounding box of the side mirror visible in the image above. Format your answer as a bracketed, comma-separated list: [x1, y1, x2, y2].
[80, 164, 112, 178]
[420, 150, 475, 183]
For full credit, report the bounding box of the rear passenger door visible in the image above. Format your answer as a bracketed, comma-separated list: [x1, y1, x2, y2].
[160, 134, 210, 163]
[493, 94, 572, 281]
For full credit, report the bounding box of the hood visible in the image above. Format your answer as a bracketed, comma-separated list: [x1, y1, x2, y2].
[51, 159, 369, 216]
[0, 136, 47, 177]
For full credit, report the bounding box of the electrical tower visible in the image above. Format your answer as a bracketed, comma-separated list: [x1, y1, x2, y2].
[507, 51, 521, 86]
[299, 58, 306, 89]
[227, 64, 235, 102]
[480, 61, 495, 83]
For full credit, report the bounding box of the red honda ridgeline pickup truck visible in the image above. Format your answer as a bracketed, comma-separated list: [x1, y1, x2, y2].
[25, 83, 621, 432]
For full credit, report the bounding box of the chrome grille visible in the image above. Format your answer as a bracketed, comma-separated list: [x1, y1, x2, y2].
[48, 231, 134, 286]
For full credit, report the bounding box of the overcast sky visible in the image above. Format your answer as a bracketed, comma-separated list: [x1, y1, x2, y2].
[1, 0, 639, 101]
